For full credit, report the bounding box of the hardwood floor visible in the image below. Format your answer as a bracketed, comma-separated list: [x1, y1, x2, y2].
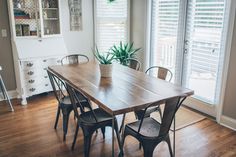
[0, 93, 236, 157]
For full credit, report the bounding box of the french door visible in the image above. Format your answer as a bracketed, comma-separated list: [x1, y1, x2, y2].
[150, 0, 229, 106]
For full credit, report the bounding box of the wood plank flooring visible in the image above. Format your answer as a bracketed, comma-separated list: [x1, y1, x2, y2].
[0, 93, 236, 157]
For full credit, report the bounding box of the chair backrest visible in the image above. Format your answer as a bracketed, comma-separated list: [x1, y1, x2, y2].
[61, 54, 89, 65]
[125, 58, 141, 71]
[158, 97, 186, 136]
[66, 82, 98, 122]
[47, 70, 68, 103]
[145, 66, 173, 82]
[137, 96, 186, 137]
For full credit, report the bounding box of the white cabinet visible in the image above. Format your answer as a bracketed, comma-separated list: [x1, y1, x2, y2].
[19, 56, 63, 105]
[8, 0, 68, 105]
[9, 0, 61, 38]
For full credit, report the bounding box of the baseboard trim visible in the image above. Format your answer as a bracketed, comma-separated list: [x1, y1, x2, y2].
[184, 97, 216, 117]
[220, 115, 236, 131]
[0, 90, 18, 101]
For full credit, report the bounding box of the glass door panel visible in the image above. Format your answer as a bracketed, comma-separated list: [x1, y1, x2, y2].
[41, 0, 60, 35]
[182, 0, 225, 104]
[150, 0, 181, 83]
[13, 0, 40, 37]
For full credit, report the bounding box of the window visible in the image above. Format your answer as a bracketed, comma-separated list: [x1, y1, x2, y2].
[95, 0, 128, 52]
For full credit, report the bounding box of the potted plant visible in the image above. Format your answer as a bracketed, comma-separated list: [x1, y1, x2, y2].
[111, 41, 141, 66]
[93, 46, 115, 77]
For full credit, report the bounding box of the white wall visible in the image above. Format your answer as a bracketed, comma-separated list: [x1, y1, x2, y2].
[61, 0, 94, 59]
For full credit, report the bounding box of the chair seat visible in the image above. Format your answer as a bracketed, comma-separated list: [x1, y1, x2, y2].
[79, 108, 113, 124]
[126, 117, 161, 137]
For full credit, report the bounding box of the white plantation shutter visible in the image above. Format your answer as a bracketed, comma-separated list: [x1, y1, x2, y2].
[95, 0, 128, 52]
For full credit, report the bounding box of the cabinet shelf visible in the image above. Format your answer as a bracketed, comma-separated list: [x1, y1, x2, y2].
[44, 18, 58, 20]
[42, 8, 58, 10]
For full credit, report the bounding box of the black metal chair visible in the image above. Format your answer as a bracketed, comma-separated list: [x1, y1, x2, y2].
[61, 54, 89, 65]
[135, 66, 173, 121]
[124, 58, 141, 71]
[121, 96, 186, 157]
[47, 70, 92, 141]
[66, 82, 122, 156]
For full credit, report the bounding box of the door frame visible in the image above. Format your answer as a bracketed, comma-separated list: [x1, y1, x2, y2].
[216, 0, 236, 123]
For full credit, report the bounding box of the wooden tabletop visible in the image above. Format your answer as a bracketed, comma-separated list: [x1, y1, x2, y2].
[48, 62, 194, 115]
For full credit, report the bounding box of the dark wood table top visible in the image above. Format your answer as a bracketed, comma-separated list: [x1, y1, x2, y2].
[48, 62, 194, 115]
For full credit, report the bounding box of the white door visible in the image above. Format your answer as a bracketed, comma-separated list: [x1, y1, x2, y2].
[182, 0, 226, 105]
[149, 0, 229, 114]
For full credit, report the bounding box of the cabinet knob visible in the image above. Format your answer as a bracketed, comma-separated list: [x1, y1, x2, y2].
[28, 79, 35, 83]
[29, 88, 36, 92]
[43, 59, 47, 62]
[27, 71, 34, 75]
[26, 63, 33, 67]
[44, 76, 48, 78]
[45, 84, 49, 87]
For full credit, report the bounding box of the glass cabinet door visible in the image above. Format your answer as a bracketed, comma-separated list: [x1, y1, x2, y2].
[41, 0, 60, 35]
[13, 0, 40, 37]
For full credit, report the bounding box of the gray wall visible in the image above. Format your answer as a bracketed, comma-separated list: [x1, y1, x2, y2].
[130, 0, 147, 71]
[0, 0, 16, 90]
[222, 11, 236, 119]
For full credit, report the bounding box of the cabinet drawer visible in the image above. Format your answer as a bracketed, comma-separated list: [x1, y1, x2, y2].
[21, 60, 41, 70]
[23, 68, 46, 79]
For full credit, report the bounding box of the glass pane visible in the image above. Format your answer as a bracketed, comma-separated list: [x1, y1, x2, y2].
[42, 0, 60, 35]
[13, 0, 40, 37]
[183, 0, 225, 104]
[150, 0, 180, 83]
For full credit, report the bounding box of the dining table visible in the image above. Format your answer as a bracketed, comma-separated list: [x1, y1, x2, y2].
[48, 61, 194, 157]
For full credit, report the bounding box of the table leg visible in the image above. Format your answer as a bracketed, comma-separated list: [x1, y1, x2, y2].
[173, 115, 176, 157]
[112, 116, 115, 157]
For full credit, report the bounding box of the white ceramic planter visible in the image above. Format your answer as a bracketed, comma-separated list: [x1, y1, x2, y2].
[99, 64, 113, 77]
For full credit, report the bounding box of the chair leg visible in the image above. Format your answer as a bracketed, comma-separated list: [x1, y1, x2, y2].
[114, 120, 122, 153]
[101, 127, 105, 139]
[142, 142, 155, 157]
[119, 113, 126, 133]
[71, 123, 79, 150]
[62, 112, 71, 141]
[54, 106, 60, 129]
[157, 106, 162, 122]
[0, 76, 14, 111]
[84, 134, 92, 157]
[0, 80, 6, 99]
[166, 135, 174, 157]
